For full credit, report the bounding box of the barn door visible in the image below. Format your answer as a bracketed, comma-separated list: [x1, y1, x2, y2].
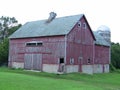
[33, 54, 42, 70]
[24, 54, 42, 70]
[24, 54, 32, 70]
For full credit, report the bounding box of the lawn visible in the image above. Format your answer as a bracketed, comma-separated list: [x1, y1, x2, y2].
[0, 67, 120, 90]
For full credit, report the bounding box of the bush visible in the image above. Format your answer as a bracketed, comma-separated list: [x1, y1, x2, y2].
[0, 38, 9, 66]
[110, 63, 116, 72]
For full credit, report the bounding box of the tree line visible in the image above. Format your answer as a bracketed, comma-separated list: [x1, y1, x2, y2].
[0, 16, 120, 71]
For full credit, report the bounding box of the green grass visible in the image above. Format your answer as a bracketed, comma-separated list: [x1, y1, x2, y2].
[0, 67, 120, 90]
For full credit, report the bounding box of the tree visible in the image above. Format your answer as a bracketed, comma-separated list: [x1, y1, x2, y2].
[8, 24, 22, 36]
[0, 38, 9, 66]
[0, 16, 18, 41]
[111, 42, 120, 69]
[0, 16, 21, 66]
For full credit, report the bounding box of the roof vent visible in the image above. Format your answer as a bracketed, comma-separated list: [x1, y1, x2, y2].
[46, 12, 57, 23]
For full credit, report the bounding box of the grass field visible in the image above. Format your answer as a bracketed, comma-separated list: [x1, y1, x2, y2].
[0, 67, 120, 90]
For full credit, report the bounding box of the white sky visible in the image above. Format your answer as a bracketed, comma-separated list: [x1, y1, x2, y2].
[0, 0, 119, 43]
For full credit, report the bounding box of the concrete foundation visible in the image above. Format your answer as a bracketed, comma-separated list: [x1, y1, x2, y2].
[12, 62, 24, 69]
[66, 65, 79, 73]
[104, 64, 109, 73]
[43, 64, 59, 73]
[11, 62, 109, 74]
[93, 64, 109, 73]
[93, 64, 103, 73]
[82, 65, 93, 74]
[43, 64, 79, 73]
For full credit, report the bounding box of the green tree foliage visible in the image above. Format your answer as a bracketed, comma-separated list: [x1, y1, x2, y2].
[111, 42, 120, 69]
[0, 16, 21, 66]
[0, 16, 18, 40]
[0, 38, 9, 66]
[8, 24, 21, 36]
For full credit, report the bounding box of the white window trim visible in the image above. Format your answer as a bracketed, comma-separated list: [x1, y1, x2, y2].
[78, 21, 81, 27]
[26, 41, 43, 46]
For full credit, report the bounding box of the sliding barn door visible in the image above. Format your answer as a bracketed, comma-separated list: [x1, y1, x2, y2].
[24, 54, 42, 70]
[33, 54, 42, 70]
[24, 54, 32, 70]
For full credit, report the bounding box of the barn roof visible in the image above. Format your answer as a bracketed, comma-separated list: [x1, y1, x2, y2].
[9, 14, 109, 46]
[9, 14, 84, 39]
[93, 32, 110, 46]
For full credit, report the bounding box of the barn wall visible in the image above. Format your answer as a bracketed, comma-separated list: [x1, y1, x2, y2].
[66, 16, 94, 73]
[9, 35, 65, 70]
[94, 45, 110, 64]
[93, 45, 110, 73]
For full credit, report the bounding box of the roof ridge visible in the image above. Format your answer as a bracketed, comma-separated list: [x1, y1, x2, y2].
[25, 14, 84, 24]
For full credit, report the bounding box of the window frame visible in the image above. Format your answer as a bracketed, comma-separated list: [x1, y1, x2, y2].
[83, 23, 87, 29]
[78, 21, 81, 27]
[26, 41, 43, 47]
[70, 58, 74, 64]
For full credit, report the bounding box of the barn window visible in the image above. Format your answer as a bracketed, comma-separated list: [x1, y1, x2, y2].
[78, 57, 82, 63]
[87, 58, 91, 64]
[78, 21, 81, 27]
[26, 41, 43, 46]
[83, 23, 87, 29]
[26, 43, 36, 46]
[37, 42, 43, 46]
[70, 58, 74, 64]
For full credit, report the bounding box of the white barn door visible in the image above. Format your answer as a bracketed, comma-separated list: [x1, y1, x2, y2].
[24, 54, 42, 70]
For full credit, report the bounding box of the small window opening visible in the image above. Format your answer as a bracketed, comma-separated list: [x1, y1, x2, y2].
[70, 58, 74, 64]
[37, 42, 43, 46]
[26, 43, 36, 46]
[78, 57, 82, 63]
[87, 58, 90, 64]
[59, 58, 64, 64]
[26, 42, 43, 47]
[78, 21, 81, 27]
[83, 23, 87, 29]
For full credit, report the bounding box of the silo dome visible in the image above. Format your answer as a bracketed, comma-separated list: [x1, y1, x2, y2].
[97, 25, 110, 32]
[96, 25, 111, 44]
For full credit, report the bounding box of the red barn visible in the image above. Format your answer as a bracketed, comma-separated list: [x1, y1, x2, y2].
[8, 14, 110, 74]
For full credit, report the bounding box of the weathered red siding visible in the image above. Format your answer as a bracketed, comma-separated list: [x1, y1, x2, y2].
[94, 45, 110, 64]
[66, 16, 94, 71]
[9, 36, 66, 67]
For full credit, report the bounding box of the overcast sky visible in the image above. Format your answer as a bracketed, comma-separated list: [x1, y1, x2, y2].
[0, 0, 119, 43]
